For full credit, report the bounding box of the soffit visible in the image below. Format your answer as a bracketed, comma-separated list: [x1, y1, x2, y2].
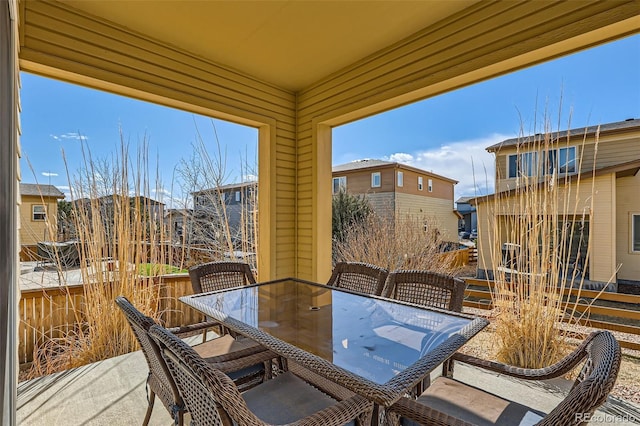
[59, 0, 476, 92]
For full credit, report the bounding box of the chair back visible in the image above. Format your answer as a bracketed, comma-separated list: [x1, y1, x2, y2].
[189, 261, 256, 294]
[149, 324, 261, 425]
[542, 331, 621, 425]
[326, 262, 388, 295]
[382, 270, 465, 312]
[114, 296, 183, 419]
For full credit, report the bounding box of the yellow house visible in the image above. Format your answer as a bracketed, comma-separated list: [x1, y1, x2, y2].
[2, 0, 639, 420]
[18, 183, 64, 258]
[474, 118, 640, 287]
[332, 160, 459, 241]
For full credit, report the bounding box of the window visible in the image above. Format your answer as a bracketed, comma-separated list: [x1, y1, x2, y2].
[32, 205, 46, 221]
[428, 178, 433, 192]
[371, 172, 381, 188]
[397, 171, 403, 187]
[235, 191, 241, 202]
[508, 154, 518, 178]
[509, 146, 576, 178]
[558, 146, 576, 174]
[418, 176, 423, 190]
[332, 176, 346, 194]
[633, 214, 640, 253]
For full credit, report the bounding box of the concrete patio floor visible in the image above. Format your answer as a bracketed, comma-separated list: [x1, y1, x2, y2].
[17, 347, 640, 425]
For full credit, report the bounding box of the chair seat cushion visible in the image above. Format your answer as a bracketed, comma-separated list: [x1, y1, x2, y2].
[403, 377, 545, 426]
[243, 371, 353, 424]
[193, 334, 262, 359]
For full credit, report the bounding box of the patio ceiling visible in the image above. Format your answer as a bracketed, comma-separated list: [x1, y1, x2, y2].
[56, 1, 476, 92]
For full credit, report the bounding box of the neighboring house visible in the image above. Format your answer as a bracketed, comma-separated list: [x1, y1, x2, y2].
[164, 209, 193, 243]
[455, 197, 477, 233]
[474, 118, 640, 286]
[332, 159, 459, 242]
[73, 194, 165, 238]
[192, 181, 258, 248]
[19, 183, 65, 259]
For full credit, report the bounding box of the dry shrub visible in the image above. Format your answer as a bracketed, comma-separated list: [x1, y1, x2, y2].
[484, 118, 609, 368]
[27, 136, 166, 377]
[175, 122, 258, 269]
[333, 212, 462, 275]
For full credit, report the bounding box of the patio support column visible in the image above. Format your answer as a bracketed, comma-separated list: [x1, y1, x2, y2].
[0, 0, 19, 424]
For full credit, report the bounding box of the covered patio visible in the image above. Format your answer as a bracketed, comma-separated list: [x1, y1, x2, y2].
[16, 345, 640, 425]
[2, 0, 640, 423]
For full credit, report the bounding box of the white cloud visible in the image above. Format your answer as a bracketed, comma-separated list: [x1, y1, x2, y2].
[383, 134, 510, 200]
[50, 132, 88, 142]
[151, 188, 172, 196]
[243, 174, 258, 182]
[41, 172, 58, 177]
[388, 153, 414, 163]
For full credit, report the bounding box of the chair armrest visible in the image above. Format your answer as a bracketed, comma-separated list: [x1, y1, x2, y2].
[168, 320, 221, 336]
[389, 397, 475, 426]
[291, 395, 373, 426]
[450, 332, 596, 381]
[209, 350, 278, 372]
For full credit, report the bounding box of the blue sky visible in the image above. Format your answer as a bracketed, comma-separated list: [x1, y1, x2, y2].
[20, 34, 640, 204]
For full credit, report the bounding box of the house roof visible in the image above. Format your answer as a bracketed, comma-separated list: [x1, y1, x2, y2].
[19, 183, 65, 199]
[486, 118, 640, 152]
[456, 196, 474, 204]
[332, 159, 458, 184]
[192, 181, 258, 196]
[471, 158, 640, 205]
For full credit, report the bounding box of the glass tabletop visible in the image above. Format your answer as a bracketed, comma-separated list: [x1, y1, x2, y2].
[182, 278, 475, 385]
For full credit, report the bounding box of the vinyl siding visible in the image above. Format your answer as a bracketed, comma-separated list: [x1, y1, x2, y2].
[494, 131, 640, 192]
[19, 1, 297, 280]
[18, 196, 58, 246]
[296, 1, 637, 280]
[395, 193, 457, 242]
[476, 174, 616, 282]
[616, 172, 640, 281]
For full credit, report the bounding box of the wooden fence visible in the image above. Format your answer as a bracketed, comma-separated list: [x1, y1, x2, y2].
[463, 277, 640, 351]
[18, 274, 198, 365]
[19, 272, 640, 365]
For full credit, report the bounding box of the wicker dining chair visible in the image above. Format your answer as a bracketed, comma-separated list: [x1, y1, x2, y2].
[382, 270, 466, 312]
[149, 323, 374, 426]
[115, 296, 277, 426]
[388, 330, 621, 426]
[189, 261, 257, 340]
[326, 262, 389, 296]
[189, 260, 256, 293]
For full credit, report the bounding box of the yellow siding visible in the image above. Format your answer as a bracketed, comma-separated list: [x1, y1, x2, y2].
[18, 195, 58, 245]
[19, 1, 297, 280]
[395, 193, 458, 242]
[494, 131, 640, 192]
[616, 172, 640, 281]
[296, 1, 637, 280]
[590, 174, 616, 282]
[476, 174, 617, 283]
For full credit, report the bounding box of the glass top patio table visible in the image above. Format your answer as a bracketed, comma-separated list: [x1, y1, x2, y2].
[180, 278, 488, 406]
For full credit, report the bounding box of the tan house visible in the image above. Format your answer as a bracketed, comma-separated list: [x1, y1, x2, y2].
[3, 0, 639, 418]
[474, 118, 640, 287]
[18, 183, 64, 258]
[332, 160, 459, 241]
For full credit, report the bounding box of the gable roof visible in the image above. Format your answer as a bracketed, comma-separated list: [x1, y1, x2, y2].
[332, 159, 394, 172]
[332, 159, 458, 184]
[192, 181, 258, 196]
[19, 183, 65, 199]
[486, 118, 640, 152]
